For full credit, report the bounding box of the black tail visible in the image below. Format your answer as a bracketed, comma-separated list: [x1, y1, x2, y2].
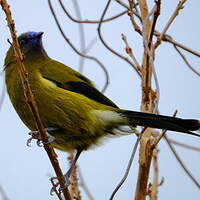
[121, 110, 200, 137]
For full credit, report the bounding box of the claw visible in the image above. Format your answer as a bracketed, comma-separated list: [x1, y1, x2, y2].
[36, 139, 43, 147]
[26, 131, 41, 147]
[50, 177, 60, 195]
[43, 135, 56, 144]
[26, 128, 58, 147]
[50, 175, 71, 195]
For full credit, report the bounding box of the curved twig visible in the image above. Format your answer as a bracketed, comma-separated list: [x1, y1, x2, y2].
[97, 0, 141, 77]
[109, 128, 146, 200]
[173, 45, 200, 77]
[48, 0, 109, 92]
[164, 135, 200, 189]
[59, 0, 128, 24]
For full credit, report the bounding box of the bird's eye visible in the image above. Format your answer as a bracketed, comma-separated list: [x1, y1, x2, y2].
[19, 39, 28, 45]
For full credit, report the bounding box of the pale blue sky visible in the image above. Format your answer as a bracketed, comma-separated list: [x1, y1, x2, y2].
[0, 1, 200, 199]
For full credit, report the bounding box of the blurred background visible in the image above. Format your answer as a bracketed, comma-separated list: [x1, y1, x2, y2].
[0, 0, 199, 199]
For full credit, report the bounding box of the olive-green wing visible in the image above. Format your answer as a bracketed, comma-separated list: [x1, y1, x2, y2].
[41, 59, 118, 108]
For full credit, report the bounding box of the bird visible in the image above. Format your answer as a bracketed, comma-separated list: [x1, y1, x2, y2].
[4, 31, 200, 184]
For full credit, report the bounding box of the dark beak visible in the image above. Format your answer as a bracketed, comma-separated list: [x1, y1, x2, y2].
[36, 32, 44, 38]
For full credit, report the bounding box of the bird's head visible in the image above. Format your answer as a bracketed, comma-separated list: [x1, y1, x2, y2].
[17, 31, 44, 55]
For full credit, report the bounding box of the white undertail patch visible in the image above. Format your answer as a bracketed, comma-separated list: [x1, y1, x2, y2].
[91, 110, 127, 126]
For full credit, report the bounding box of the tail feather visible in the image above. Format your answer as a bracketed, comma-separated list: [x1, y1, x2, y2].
[120, 110, 200, 137]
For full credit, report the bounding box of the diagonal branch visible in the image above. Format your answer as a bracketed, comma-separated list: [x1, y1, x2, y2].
[164, 135, 200, 189]
[0, 1, 71, 199]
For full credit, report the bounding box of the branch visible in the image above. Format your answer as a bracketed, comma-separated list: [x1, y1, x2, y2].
[109, 130, 144, 200]
[154, 0, 188, 49]
[0, 1, 71, 199]
[97, 0, 141, 77]
[68, 154, 82, 200]
[135, 1, 160, 200]
[59, 0, 128, 24]
[164, 135, 200, 189]
[173, 45, 200, 77]
[150, 148, 159, 200]
[168, 138, 200, 151]
[128, 0, 142, 35]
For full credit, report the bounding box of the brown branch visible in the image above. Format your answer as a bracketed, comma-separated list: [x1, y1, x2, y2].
[97, 0, 141, 77]
[164, 135, 200, 189]
[50, 178, 63, 200]
[48, 0, 110, 93]
[135, 2, 159, 200]
[150, 148, 159, 200]
[0, 1, 71, 199]
[116, 0, 200, 59]
[68, 154, 82, 200]
[59, 0, 128, 24]
[128, 0, 142, 35]
[168, 138, 200, 151]
[154, 0, 188, 49]
[148, 0, 161, 48]
[121, 33, 141, 71]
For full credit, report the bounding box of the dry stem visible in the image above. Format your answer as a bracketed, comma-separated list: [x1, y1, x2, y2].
[154, 0, 188, 49]
[0, 1, 71, 199]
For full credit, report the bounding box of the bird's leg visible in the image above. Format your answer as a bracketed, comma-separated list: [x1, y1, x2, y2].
[64, 148, 83, 187]
[27, 127, 59, 147]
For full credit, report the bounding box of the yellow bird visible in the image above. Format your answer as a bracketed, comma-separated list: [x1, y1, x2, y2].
[4, 31, 200, 182]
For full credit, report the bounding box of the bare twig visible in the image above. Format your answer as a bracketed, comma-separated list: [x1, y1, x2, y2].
[109, 128, 146, 200]
[150, 148, 159, 200]
[168, 138, 200, 151]
[50, 178, 63, 200]
[97, 0, 141, 77]
[154, 0, 188, 49]
[128, 0, 142, 35]
[148, 0, 161, 48]
[68, 154, 82, 200]
[164, 135, 200, 189]
[173, 45, 200, 77]
[0, 1, 71, 199]
[59, 0, 128, 24]
[48, 0, 110, 92]
[79, 168, 95, 200]
[116, 0, 200, 59]
[121, 33, 141, 70]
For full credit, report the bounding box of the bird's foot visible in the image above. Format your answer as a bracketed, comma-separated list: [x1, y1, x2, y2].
[50, 176, 71, 196]
[26, 127, 58, 147]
